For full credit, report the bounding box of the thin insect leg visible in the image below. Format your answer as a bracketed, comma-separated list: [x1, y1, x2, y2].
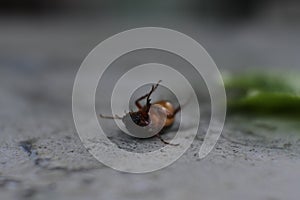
[172, 94, 192, 116]
[146, 80, 161, 102]
[174, 106, 181, 115]
[168, 106, 181, 119]
[135, 80, 162, 109]
[156, 134, 179, 146]
[135, 93, 150, 109]
[99, 114, 123, 119]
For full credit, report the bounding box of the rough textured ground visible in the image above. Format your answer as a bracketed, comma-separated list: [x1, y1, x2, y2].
[1, 17, 300, 200]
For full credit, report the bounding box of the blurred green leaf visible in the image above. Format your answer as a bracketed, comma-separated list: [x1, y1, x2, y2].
[224, 71, 300, 115]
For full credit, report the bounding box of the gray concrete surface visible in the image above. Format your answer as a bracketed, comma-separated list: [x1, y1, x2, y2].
[1, 17, 300, 200]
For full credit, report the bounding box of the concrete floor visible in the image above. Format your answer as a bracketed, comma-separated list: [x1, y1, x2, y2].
[1, 17, 300, 200]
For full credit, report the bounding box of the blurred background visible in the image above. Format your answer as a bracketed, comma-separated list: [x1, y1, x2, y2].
[1, 0, 300, 71]
[1, 0, 300, 114]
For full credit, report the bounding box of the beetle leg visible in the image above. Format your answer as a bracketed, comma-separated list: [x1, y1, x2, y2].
[156, 134, 179, 146]
[146, 80, 161, 102]
[134, 94, 147, 109]
[166, 106, 181, 119]
[135, 80, 161, 109]
[99, 114, 123, 119]
[174, 106, 181, 115]
[168, 106, 181, 119]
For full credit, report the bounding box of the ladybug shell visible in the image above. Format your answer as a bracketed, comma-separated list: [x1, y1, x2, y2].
[152, 101, 175, 127]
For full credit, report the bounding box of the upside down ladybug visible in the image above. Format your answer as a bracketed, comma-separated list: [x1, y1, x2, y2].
[100, 80, 181, 145]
